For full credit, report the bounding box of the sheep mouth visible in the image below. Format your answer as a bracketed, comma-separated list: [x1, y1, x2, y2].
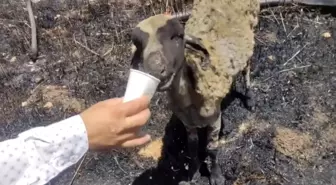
[158, 73, 176, 91]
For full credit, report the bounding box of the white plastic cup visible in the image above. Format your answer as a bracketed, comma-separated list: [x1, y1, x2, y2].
[123, 69, 161, 103]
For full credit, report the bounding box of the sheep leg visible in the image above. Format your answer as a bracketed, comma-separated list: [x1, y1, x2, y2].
[179, 127, 200, 185]
[207, 115, 225, 185]
[242, 60, 255, 111]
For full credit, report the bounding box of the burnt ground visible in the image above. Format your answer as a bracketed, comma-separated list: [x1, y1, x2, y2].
[0, 1, 336, 185]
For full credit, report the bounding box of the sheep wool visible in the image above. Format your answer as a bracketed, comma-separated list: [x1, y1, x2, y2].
[184, 0, 260, 117]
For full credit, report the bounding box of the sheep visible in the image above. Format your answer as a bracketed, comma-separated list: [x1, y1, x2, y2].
[130, 0, 260, 184]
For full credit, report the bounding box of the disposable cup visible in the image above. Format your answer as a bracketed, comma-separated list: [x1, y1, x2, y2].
[123, 69, 161, 103]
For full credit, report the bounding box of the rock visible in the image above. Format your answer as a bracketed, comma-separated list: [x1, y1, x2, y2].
[33, 76, 43, 83]
[55, 14, 61, 20]
[43, 102, 53, 109]
[322, 32, 331, 38]
[21, 101, 28, 107]
[268, 55, 275, 62]
[72, 50, 81, 58]
[10, 56, 17, 63]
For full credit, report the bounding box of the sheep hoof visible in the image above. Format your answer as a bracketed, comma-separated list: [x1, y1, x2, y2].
[210, 164, 225, 185]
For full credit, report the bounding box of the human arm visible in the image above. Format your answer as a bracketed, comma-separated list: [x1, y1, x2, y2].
[0, 96, 151, 185]
[0, 115, 88, 185]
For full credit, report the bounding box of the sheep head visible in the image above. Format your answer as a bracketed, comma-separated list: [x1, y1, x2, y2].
[130, 14, 186, 91]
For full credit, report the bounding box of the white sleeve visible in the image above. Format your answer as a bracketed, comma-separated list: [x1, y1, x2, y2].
[0, 115, 89, 185]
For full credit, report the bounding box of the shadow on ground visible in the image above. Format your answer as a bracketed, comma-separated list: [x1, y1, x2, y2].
[132, 89, 277, 185]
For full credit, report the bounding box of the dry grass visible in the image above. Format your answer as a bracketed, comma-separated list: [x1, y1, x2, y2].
[138, 137, 163, 161]
[22, 85, 85, 113]
[273, 127, 314, 162]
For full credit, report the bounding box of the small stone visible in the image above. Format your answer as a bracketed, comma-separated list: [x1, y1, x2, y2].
[21, 102, 28, 107]
[34, 76, 43, 83]
[72, 50, 81, 58]
[93, 153, 99, 160]
[10, 56, 17, 63]
[43, 102, 53, 109]
[267, 55, 275, 61]
[322, 32, 331, 38]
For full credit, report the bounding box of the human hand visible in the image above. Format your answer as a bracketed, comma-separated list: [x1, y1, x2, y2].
[80, 96, 151, 150]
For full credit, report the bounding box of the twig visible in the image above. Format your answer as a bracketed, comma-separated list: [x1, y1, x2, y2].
[262, 65, 311, 82]
[255, 36, 267, 45]
[279, 12, 287, 34]
[266, 166, 290, 182]
[149, 0, 157, 15]
[26, 0, 38, 60]
[73, 36, 100, 56]
[286, 24, 299, 38]
[165, 0, 169, 12]
[279, 65, 311, 73]
[302, 18, 323, 25]
[270, 9, 280, 25]
[131, 155, 144, 169]
[102, 46, 114, 57]
[295, 56, 303, 64]
[114, 155, 128, 174]
[69, 153, 87, 185]
[283, 44, 308, 66]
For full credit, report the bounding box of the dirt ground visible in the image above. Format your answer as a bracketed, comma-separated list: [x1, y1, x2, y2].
[0, 1, 335, 185]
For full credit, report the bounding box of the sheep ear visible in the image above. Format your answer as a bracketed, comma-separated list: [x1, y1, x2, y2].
[184, 34, 209, 55]
[168, 10, 191, 22]
[184, 34, 210, 69]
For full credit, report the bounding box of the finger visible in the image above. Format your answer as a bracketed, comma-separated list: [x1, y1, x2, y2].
[121, 134, 151, 148]
[120, 96, 150, 117]
[102, 97, 124, 106]
[114, 127, 148, 145]
[124, 109, 151, 130]
[115, 132, 138, 143]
